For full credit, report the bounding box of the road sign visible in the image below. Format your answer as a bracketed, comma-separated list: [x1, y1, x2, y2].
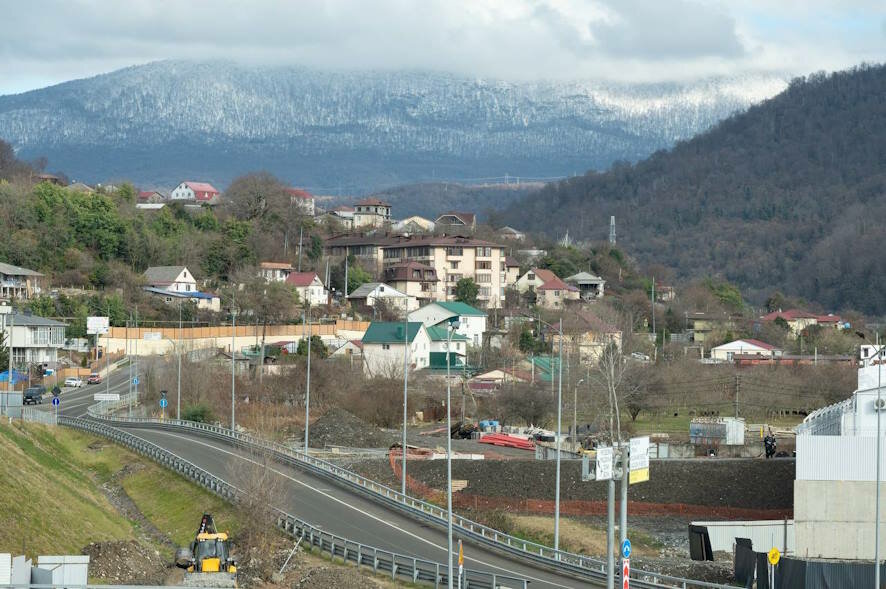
[132, 377, 139, 385]
[596, 446, 614, 481]
[159, 398, 168, 408]
[51, 397, 60, 407]
[87, 316, 110, 335]
[143, 332, 162, 341]
[94, 393, 120, 401]
[622, 538, 632, 559]
[768, 547, 780, 566]
[622, 558, 630, 589]
[629, 436, 650, 484]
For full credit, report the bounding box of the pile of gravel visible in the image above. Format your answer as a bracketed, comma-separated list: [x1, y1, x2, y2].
[303, 408, 397, 449]
[82, 540, 166, 585]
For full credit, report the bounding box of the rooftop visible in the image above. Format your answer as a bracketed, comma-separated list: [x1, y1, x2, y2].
[324, 233, 504, 249]
[530, 268, 578, 292]
[432, 301, 487, 317]
[285, 272, 321, 287]
[183, 181, 219, 193]
[362, 321, 424, 344]
[348, 282, 406, 299]
[143, 266, 190, 285]
[356, 197, 390, 207]
[565, 271, 605, 284]
[3, 312, 67, 327]
[260, 261, 294, 270]
[0, 262, 43, 277]
[383, 261, 438, 282]
[426, 325, 469, 341]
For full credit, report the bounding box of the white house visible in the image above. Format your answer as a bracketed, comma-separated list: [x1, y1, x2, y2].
[0, 308, 66, 367]
[710, 338, 781, 362]
[286, 188, 316, 216]
[284, 272, 328, 307]
[142, 266, 220, 311]
[408, 301, 487, 347]
[426, 325, 468, 369]
[259, 262, 294, 283]
[170, 181, 220, 204]
[0, 262, 43, 301]
[361, 322, 430, 377]
[347, 282, 417, 313]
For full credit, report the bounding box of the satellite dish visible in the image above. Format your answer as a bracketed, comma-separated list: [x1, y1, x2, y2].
[874, 398, 886, 411]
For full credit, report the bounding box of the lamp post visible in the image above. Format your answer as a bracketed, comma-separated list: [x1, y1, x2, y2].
[446, 318, 460, 589]
[876, 340, 882, 589]
[231, 307, 237, 432]
[304, 303, 312, 454]
[573, 378, 585, 452]
[177, 301, 182, 420]
[402, 315, 410, 497]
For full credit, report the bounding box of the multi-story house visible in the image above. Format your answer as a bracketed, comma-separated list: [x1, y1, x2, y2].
[142, 266, 220, 311]
[515, 268, 580, 309]
[285, 188, 316, 216]
[0, 263, 43, 301]
[259, 262, 294, 282]
[325, 234, 509, 308]
[383, 261, 439, 306]
[353, 198, 391, 228]
[0, 307, 66, 367]
[284, 272, 328, 307]
[170, 181, 220, 204]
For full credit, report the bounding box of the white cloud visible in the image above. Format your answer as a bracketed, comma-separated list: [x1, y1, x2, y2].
[0, 0, 883, 94]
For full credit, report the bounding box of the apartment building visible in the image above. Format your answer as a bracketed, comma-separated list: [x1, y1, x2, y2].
[325, 234, 511, 308]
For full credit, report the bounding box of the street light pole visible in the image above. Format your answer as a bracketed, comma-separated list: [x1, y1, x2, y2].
[402, 315, 410, 497]
[876, 340, 882, 589]
[574, 378, 585, 453]
[554, 317, 563, 552]
[304, 303, 312, 454]
[446, 319, 460, 589]
[177, 300, 182, 420]
[231, 307, 237, 431]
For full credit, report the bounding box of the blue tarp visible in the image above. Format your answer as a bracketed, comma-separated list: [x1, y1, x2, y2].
[0, 369, 28, 385]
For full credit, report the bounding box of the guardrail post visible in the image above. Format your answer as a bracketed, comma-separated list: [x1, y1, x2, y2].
[435, 564, 440, 589]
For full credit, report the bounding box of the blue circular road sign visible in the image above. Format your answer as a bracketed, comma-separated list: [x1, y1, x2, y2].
[622, 539, 632, 559]
[132, 377, 139, 385]
[51, 397, 60, 407]
[159, 398, 168, 408]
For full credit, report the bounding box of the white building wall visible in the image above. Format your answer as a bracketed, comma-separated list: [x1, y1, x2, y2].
[408, 305, 486, 346]
[170, 183, 195, 201]
[362, 329, 430, 377]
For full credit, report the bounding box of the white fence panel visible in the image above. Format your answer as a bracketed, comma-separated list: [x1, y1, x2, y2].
[797, 434, 886, 481]
[693, 520, 794, 553]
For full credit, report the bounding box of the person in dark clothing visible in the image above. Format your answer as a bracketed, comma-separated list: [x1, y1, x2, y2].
[764, 429, 777, 459]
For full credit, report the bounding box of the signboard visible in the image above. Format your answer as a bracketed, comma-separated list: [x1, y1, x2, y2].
[159, 398, 168, 408]
[622, 558, 630, 589]
[629, 436, 650, 484]
[132, 377, 139, 385]
[143, 332, 162, 341]
[51, 397, 60, 407]
[595, 446, 614, 481]
[768, 547, 780, 566]
[94, 393, 120, 401]
[86, 316, 110, 335]
[622, 539, 632, 559]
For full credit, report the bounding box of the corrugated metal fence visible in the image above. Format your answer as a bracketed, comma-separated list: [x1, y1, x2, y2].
[796, 434, 886, 481]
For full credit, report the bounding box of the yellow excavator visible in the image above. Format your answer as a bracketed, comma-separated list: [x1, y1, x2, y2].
[175, 514, 237, 587]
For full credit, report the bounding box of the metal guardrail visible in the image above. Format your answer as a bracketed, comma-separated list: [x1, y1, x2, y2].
[22, 406, 57, 425]
[83, 395, 733, 589]
[59, 416, 527, 589]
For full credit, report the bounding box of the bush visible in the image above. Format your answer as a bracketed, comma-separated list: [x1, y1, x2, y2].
[182, 403, 215, 423]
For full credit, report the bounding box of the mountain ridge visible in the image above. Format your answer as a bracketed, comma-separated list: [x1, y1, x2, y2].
[0, 60, 787, 192]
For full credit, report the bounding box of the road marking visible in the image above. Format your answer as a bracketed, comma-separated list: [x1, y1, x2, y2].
[141, 429, 574, 588]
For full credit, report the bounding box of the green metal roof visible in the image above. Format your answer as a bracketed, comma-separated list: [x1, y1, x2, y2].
[530, 356, 561, 381]
[429, 352, 465, 369]
[362, 321, 424, 344]
[426, 325, 469, 341]
[434, 301, 486, 317]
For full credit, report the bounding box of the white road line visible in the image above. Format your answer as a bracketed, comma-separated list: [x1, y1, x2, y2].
[141, 429, 575, 588]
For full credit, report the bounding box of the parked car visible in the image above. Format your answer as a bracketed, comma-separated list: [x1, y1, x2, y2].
[23, 386, 47, 405]
[64, 376, 84, 388]
[87, 373, 102, 385]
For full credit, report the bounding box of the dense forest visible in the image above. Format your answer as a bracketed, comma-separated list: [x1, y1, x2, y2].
[496, 64, 886, 314]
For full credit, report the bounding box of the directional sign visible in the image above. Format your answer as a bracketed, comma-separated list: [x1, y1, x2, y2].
[159, 398, 168, 408]
[622, 558, 630, 589]
[132, 377, 139, 385]
[51, 397, 60, 407]
[629, 436, 650, 485]
[596, 447, 614, 481]
[622, 538, 632, 559]
[768, 547, 780, 566]
[87, 316, 110, 335]
[94, 393, 120, 401]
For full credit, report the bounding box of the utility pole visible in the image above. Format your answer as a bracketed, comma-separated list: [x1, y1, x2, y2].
[6, 312, 13, 417]
[127, 315, 132, 417]
[297, 226, 304, 272]
[607, 478, 615, 589]
[620, 444, 629, 549]
[734, 373, 740, 419]
[134, 306, 139, 407]
[401, 315, 409, 497]
[231, 302, 237, 432]
[876, 337, 882, 589]
[303, 304, 312, 453]
[554, 318, 563, 551]
[177, 300, 182, 420]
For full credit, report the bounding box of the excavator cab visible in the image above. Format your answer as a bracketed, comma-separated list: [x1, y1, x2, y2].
[175, 514, 237, 587]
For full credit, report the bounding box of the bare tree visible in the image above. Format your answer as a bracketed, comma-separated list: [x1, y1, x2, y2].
[593, 342, 632, 443]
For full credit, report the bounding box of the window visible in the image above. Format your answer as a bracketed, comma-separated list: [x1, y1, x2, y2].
[447, 274, 462, 283]
[379, 286, 385, 292]
[382, 344, 391, 350]
[446, 246, 463, 256]
[476, 247, 492, 257]
[479, 287, 491, 297]
[527, 273, 535, 281]
[412, 270, 422, 278]
[476, 261, 491, 270]
[449, 261, 459, 269]
[476, 274, 491, 283]
[554, 290, 560, 297]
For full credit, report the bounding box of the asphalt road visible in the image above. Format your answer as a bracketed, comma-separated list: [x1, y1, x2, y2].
[47, 366, 598, 588]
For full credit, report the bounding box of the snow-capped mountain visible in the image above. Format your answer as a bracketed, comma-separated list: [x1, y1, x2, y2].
[0, 60, 787, 191]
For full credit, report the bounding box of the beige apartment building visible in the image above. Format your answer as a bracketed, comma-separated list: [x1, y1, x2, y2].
[325, 234, 512, 308]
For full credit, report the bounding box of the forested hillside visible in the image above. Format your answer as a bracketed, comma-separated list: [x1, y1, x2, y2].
[497, 64, 886, 314]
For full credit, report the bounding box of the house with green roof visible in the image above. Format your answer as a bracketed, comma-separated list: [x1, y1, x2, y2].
[360, 321, 430, 377]
[426, 325, 468, 369]
[408, 301, 487, 347]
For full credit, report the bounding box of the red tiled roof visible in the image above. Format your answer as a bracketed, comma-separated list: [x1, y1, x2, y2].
[505, 256, 520, 268]
[816, 314, 842, 323]
[260, 261, 293, 270]
[531, 268, 578, 292]
[184, 181, 219, 194]
[285, 272, 320, 287]
[350, 339, 364, 350]
[356, 197, 390, 206]
[436, 212, 476, 226]
[332, 205, 355, 212]
[734, 338, 778, 351]
[286, 188, 313, 200]
[761, 309, 841, 323]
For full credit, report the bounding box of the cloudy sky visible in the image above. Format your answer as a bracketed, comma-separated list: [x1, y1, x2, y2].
[1, 0, 884, 95]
